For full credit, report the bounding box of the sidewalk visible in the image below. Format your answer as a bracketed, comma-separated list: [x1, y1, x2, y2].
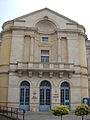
[24, 112, 90, 120]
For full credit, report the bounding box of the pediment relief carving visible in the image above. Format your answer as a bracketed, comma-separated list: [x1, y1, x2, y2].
[35, 20, 57, 34]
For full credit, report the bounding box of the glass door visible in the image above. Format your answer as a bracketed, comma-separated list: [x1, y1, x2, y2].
[61, 82, 70, 110]
[20, 81, 30, 111]
[39, 81, 51, 111]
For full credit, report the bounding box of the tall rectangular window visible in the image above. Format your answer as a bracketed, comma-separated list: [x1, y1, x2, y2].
[41, 50, 49, 62]
[41, 56, 49, 62]
[42, 37, 48, 42]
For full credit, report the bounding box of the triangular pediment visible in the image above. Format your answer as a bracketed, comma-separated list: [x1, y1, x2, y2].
[14, 8, 77, 24]
[12, 8, 84, 31]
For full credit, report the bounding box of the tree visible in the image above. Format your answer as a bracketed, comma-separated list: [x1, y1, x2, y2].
[75, 104, 89, 120]
[51, 105, 69, 120]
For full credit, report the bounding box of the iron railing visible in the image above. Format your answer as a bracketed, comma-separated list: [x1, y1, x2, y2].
[0, 106, 25, 120]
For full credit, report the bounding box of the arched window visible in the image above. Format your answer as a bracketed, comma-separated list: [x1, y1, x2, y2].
[40, 80, 51, 87]
[19, 81, 30, 111]
[39, 80, 51, 111]
[61, 82, 70, 110]
[61, 82, 70, 88]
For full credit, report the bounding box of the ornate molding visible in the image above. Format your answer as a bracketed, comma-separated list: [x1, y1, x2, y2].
[49, 72, 53, 78]
[28, 71, 33, 77]
[39, 71, 43, 78]
[59, 72, 64, 78]
[68, 72, 72, 79]
[18, 70, 23, 77]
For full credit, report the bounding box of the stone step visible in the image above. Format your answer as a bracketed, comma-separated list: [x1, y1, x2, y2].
[25, 111, 52, 115]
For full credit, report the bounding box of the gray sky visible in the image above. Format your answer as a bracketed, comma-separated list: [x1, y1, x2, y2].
[0, 0, 90, 39]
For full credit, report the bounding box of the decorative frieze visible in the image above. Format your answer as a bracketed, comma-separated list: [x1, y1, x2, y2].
[16, 62, 75, 78]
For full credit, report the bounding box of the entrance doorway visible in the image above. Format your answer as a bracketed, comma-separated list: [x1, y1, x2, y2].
[39, 80, 51, 111]
[19, 81, 30, 111]
[61, 82, 70, 110]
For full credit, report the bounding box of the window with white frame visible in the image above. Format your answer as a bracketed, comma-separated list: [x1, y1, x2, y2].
[41, 50, 49, 62]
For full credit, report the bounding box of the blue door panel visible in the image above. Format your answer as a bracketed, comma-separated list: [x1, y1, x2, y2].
[39, 105, 50, 111]
[39, 81, 51, 112]
[61, 82, 70, 110]
[19, 81, 30, 111]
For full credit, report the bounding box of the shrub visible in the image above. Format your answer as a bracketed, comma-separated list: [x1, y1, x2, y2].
[51, 105, 69, 120]
[88, 107, 90, 114]
[75, 104, 89, 120]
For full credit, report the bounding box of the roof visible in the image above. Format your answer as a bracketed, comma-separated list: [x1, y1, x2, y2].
[14, 8, 78, 24]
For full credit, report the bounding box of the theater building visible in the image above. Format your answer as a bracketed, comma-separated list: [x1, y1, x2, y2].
[0, 8, 89, 111]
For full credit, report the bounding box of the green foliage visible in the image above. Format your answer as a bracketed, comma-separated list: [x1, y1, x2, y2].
[52, 105, 69, 116]
[75, 104, 89, 116]
[88, 107, 90, 114]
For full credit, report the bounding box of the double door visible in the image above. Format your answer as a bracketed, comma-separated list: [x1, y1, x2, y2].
[39, 86, 51, 111]
[61, 87, 70, 110]
[20, 86, 30, 111]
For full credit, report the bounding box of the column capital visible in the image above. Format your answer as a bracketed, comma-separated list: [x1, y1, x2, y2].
[24, 35, 30, 38]
[30, 35, 35, 39]
[57, 37, 61, 40]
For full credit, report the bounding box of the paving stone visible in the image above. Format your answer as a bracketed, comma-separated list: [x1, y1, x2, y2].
[24, 112, 90, 120]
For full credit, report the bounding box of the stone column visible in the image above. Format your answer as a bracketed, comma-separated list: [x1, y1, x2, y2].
[57, 36, 61, 62]
[30, 35, 34, 62]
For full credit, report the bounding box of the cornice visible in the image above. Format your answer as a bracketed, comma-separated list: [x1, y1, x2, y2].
[5, 26, 86, 36]
[1, 28, 12, 35]
[10, 26, 38, 32]
[78, 32, 87, 39]
[56, 28, 80, 33]
[2, 20, 14, 29]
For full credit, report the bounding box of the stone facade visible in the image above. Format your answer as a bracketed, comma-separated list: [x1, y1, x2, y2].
[86, 40, 90, 97]
[0, 8, 89, 111]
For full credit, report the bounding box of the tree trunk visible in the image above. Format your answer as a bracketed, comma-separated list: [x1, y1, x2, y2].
[82, 115, 84, 120]
[61, 115, 62, 120]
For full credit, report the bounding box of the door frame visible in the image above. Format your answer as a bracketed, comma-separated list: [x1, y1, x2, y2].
[60, 82, 70, 110]
[39, 80, 51, 112]
[19, 81, 30, 111]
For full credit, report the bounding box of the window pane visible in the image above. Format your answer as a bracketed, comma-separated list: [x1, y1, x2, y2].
[41, 56, 49, 62]
[42, 37, 48, 42]
[25, 88, 29, 105]
[46, 89, 50, 105]
[40, 88, 44, 105]
[61, 89, 64, 105]
[41, 50, 49, 55]
[20, 88, 24, 105]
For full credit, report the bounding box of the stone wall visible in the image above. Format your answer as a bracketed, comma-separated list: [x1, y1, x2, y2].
[86, 40, 90, 97]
